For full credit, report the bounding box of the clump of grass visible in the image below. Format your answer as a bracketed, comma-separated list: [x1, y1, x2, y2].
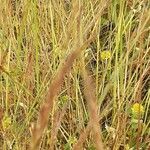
[0, 0, 150, 149]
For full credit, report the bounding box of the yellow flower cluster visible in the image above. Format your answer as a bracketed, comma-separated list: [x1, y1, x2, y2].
[131, 103, 144, 117]
[100, 50, 111, 60]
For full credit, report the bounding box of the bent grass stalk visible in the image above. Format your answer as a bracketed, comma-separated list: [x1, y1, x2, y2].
[81, 62, 104, 150]
[30, 36, 96, 149]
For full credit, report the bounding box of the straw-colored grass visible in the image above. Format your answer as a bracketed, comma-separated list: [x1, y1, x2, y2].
[0, 0, 150, 150]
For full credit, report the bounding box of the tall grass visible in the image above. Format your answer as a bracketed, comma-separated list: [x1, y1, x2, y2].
[0, 0, 150, 149]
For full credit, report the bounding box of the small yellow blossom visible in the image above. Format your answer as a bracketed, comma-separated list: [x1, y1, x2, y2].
[2, 115, 11, 130]
[100, 50, 111, 60]
[131, 103, 144, 117]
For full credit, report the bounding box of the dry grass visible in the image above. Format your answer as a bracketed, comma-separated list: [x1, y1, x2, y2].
[0, 0, 150, 150]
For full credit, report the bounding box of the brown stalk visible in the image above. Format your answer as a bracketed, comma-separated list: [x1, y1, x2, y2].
[81, 65, 104, 150]
[73, 122, 92, 150]
[49, 102, 68, 150]
[73, 60, 104, 150]
[73, 101, 113, 149]
[30, 1, 109, 148]
[30, 35, 95, 150]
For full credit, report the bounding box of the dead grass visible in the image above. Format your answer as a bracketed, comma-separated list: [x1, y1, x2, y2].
[0, 0, 150, 150]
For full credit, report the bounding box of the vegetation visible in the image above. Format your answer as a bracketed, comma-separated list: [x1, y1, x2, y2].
[0, 0, 150, 149]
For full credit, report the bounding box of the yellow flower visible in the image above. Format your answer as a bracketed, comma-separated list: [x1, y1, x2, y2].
[2, 115, 11, 130]
[131, 103, 144, 117]
[100, 50, 111, 60]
